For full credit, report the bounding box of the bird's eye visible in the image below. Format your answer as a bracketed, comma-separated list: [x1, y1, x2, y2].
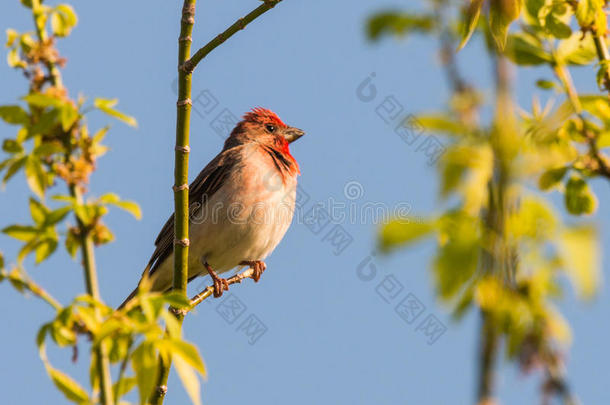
[265, 124, 276, 133]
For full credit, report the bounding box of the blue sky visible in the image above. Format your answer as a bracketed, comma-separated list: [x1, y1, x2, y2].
[1, 1, 609, 404]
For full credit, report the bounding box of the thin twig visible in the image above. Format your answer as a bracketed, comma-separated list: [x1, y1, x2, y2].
[182, 0, 283, 73]
[188, 268, 255, 310]
[2, 268, 63, 311]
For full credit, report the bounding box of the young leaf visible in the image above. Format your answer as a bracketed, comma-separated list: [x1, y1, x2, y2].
[458, 0, 485, 50]
[489, 0, 522, 50]
[35, 239, 58, 264]
[165, 339, 206, 375]
[0, 105, 29, 125]
[132, 343, 159, 405]
[558, 226, 599, 298]
[379, 219, 434, 251]
[565, 176, 597, 215]
[173, 356, 203, 405]
[29, 197, 48, 225]
[505, 33, 552, 65]
[51, 4, 78, 37]
[2, 224, 38, 241]
[46, 367, 90, 404]
[25, 156, 46, 198]
[94, 98, 137, 127]
[538, 166, 568, 190]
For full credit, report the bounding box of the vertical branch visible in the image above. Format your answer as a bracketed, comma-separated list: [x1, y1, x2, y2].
[71, 186, 114, 405]
[149, 1, 196, 404]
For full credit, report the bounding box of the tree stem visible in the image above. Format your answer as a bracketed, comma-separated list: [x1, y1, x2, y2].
[71, 186, 114, 405]
[149, 1, 196, 403]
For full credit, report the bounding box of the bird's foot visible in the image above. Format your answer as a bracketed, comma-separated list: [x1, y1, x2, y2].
[239, 260, 267, 282]
[205, 262, 229, 298]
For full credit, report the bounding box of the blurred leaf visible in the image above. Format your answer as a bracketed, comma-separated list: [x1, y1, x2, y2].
[576, 0, 606, 33]
[544, 14, 571, 39]
[558, 226, 599, 298]
[173, 356, 202, 405]
[489, 0, 522, 50]
[6, 28, 19, 47]
[94, 98, 137, 127]
[0, 105, 29, 125]
[35, 239, 58, 263]
[113, 376, 137, 400]
[565, 176, 597, 215]
[505, 33, 552, 65]
[25, 156, 46, 198]
[417, 114, 471, 137]
[556, 33, 597, 66]
[60, 104, 79, 131]
[2, 224, 38, 241]
[458, 0, 485, 50]
[100, 193, 142, 219]
[29, 197, 48, 225]
[23, 93, 63, 109]
[164, 339, 206, 375]
[132, 342, 158, 405]
[535, 79, 556, 90]
[51, 4, 78, 37]
[2, 139, 23, 153]
[45, 206, 71, 226]
[538, 166, 568, 190]
[379, 219, 434, 251]
[3, 155, 27, 184]
[47, 367, 90, 404]
[366, 12, 434, 41]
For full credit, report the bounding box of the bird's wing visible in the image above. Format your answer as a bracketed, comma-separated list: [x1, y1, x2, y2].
[144, 146, 244, 277]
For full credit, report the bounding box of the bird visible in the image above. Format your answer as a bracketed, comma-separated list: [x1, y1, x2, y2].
[119, 107, 304, 308]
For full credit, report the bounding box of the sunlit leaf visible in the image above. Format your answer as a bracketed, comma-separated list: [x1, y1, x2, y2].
[47, 367, 90, 404]
[538, 166, 568, 190]
[0, 105, 29, 125]
[379, 219, 434, 251]
[51, 4, 78, 37]
[556, 33, 597, 66]
[505, 33, 552, 65]
[94, 98, 137, 127]
[173, 356, 202, 405]
[132, 342, 159, 405]
[558, 226, 599, 298]
[366, 12, 435, 41]
[489, 0, 522, 50]
[165, 339, 206, 375]
[458, 0, 485, 50]
[2, 224, 38, 241]
[25, 156, 46, 198]
[564, 176, 597, 215]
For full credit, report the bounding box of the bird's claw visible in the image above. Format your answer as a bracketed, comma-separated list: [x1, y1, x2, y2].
[240, 260, 266, 282]
[213, 277, 229, 298]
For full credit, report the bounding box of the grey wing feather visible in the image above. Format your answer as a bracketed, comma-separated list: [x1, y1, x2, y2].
[144, 146, 243, 278]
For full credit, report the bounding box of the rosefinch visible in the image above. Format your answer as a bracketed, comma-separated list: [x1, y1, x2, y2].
[120, 108, 304, 307]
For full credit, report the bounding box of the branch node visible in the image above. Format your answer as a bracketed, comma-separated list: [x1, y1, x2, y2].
[173, 184, 189, 192]
[175, 145, 191, 153]
[178, 62, 193, 74]
[177, 98, 192, 107]
[179, 35, 192, 42]
[174, 238, 190, 247]
[157, 385, 168, 396]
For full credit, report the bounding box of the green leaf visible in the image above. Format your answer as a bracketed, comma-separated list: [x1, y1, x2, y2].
[7, 48, 26, 68]
[164, 339, 206, 375]
[545, 14, 571, 39]
[35, 239, 58, 264]
[25, 156, 46, 198]
[65, 230, 79, 258]
[100, 193, 142, 219]
[45, 206, 71, 226]
[538, 166, 568, 190]
[576, 0, 606, 31]
[60, 104, 79, 131]
[47, 367, 90, 403]
[535, 79, 556, 90]
[94, 98, 137, 127]
[458, 0, 485, 50]
[6, 28, 19, 47]
[51, 4, 78, 37]
[163, 291, 192, 309]
[366, 12, 435, 41]
[379, 219, 434, 251]
[173, 356, 203, 405]
[23, 93, 63, 109]
[489, 0, 522, 50]
[558, 226, 599, 298]
[3, 155, 27, 184]
[416, 114, 470, 137]
[505, 33, 552, 65]
[565, 176, 597, 215]
[29, 197, 48, 225]
[0, 105, 29, 125]
[132, 343, 159, 405]
[113, 376, 137, 400]
[2, 139, 23, 153]
[2, 224, 38, 241]
[556, 33, 597, 66]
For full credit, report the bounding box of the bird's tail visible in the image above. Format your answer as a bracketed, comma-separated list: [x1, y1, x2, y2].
[117, 263, 152, 310]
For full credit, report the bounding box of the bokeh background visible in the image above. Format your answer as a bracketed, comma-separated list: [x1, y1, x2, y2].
[1, 0, 609, 404]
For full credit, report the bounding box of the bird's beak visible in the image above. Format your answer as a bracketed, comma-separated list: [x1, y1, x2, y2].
[284, 127, 305, 143]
